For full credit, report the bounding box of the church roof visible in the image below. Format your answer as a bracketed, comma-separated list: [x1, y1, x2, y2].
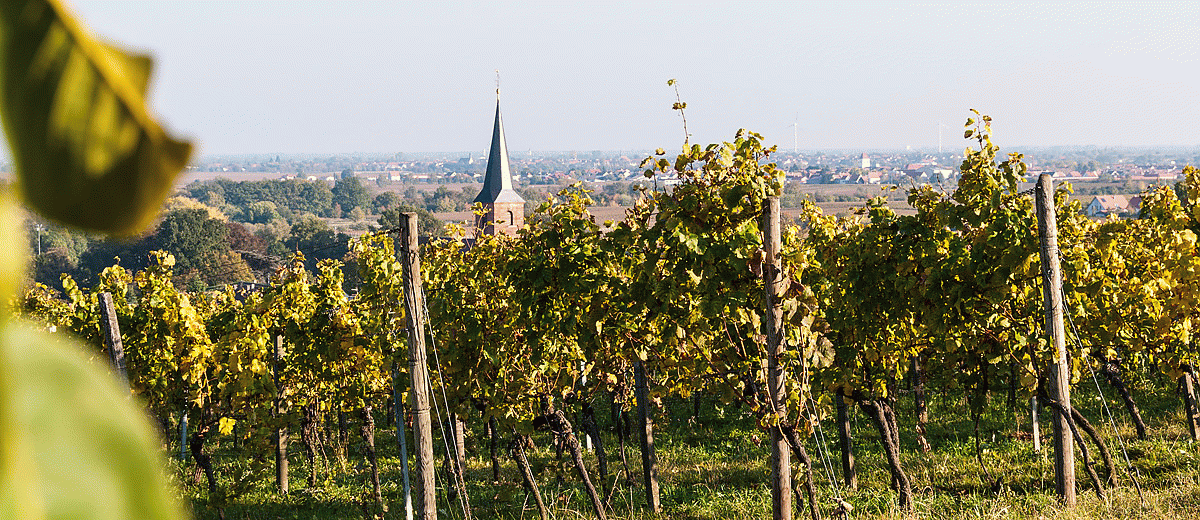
[474, 102, 525, 204]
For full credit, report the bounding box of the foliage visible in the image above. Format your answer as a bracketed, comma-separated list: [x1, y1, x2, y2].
[0, 1, 191, 519]
[186, 178, 337, 221]
[376, 206, 443, 237]
[0, 0, 191, 235]
[331, 177, 370, 218]
[282, 215, 350, 272]
[151, 208, 244, 284]
[371, 191, 402, 213]
[7, 21, 1200, 515]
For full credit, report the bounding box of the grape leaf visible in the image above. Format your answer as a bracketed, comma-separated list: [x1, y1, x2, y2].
[0, 0, 191, 234]
[0, 321, 185, 520]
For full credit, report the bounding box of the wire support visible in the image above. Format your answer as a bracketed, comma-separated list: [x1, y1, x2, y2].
[423, 350, 468, 519]
[423, 299, 473, 520]
[791, 331, 847, 513]
[806, 392, 844, 503]
[1057, 276, 1147, 505]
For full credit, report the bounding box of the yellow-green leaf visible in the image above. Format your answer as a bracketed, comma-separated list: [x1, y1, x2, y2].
[0, 320, 185, 520]
[218, 417, 237, 436]
[0, 191, 25, 315]
[0, 0, 192, 234]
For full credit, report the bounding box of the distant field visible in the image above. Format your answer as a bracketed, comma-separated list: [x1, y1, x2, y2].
[176, 171, 290, 186]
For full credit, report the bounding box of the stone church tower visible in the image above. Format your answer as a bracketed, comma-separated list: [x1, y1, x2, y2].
[473, 99, 524, 236]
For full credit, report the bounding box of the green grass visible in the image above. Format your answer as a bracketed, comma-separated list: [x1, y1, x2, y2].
[181, 379, 1200, 519]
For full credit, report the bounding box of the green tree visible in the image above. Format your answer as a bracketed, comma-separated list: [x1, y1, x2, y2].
[150, 208, 229, 275]
[284, 215, 350, 270]
[372, 191, 402, 213]
[188, 178, 335, 220]
[332, 176, 370, 217]
[240, 200, 282, 224]
[377, 205, 443, 237]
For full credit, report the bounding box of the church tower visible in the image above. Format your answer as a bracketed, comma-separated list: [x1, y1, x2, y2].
[473, 97, 524, 236]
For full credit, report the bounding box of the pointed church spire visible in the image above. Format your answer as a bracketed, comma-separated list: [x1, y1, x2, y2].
[474, 99, 524, 204]
[473, 91, 525, 236]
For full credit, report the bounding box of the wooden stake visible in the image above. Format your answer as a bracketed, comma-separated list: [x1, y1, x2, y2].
[1035, 173, 1076, 506]
[97, 292, 127, 386]
[913, 357, 931, 453]
[835, 394, 857, 490]
[1181, 369, 1200, 441]
[634, 361, 660, 512]
[763, 196, 792, 520]
[400, 213, 437, 519]
[274, 335, 289, 494]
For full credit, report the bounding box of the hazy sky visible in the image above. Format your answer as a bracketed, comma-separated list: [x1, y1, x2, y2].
[70, 1, 1200, 156]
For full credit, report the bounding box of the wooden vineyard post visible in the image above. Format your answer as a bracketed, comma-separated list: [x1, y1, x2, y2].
[1035, 173, 1076, 506]
[274, 335, 289, 494]
[763, 196, 792, 520]
[97, 292, 128, 386]
[836, 394, 857, 490]
[634, 360, 660, 512]
[1181, 368, 1200, 441]
[400, 212, 437, 520]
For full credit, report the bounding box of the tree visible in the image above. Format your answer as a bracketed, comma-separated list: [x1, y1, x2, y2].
[428, 185, 464, 212]
[188, 178, 335, 220]
[240, 200, 282, 224]
[29, 248, 75, 288]
[149, 208, 232, 283]
[226, 221, 268, 253]
[378, 206, 443, 237]
[332, 177, 370, 218]
[372, 191, 402, 213]
[284, 216, 350, 270]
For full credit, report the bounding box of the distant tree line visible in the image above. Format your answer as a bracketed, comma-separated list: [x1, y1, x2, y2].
[24, 175, 749, 293]
[27, 204, 354, 292]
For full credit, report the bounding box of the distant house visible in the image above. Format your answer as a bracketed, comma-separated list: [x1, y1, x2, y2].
[1086, 195, 1129, 217]
[853, 172, 883, 184]
[903, 169, 930, 182]
[785, 172, 809, 183]
[902, 163, 937, 182]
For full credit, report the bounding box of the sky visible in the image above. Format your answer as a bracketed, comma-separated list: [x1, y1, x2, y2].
[69, 1, 1200, 156]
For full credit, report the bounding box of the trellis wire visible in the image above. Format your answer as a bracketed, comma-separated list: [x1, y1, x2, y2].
[1057, 274, 1147, 505]
[792, 330, 848, 516]
[424, 298, 474, 519]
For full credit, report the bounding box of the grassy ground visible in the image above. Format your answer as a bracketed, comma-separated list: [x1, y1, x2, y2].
[181, 376, 1200, 520]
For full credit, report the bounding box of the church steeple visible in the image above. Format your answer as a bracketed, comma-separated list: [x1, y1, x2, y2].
[473, 95, 524, 235]
[474, 102, 523, 205]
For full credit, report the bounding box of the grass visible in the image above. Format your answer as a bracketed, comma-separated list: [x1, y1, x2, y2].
[180, 378, 1200, 519]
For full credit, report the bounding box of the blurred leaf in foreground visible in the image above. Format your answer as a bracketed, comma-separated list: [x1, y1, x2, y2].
[0, 320, 186, 520]
[0, 0, 192, 234]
